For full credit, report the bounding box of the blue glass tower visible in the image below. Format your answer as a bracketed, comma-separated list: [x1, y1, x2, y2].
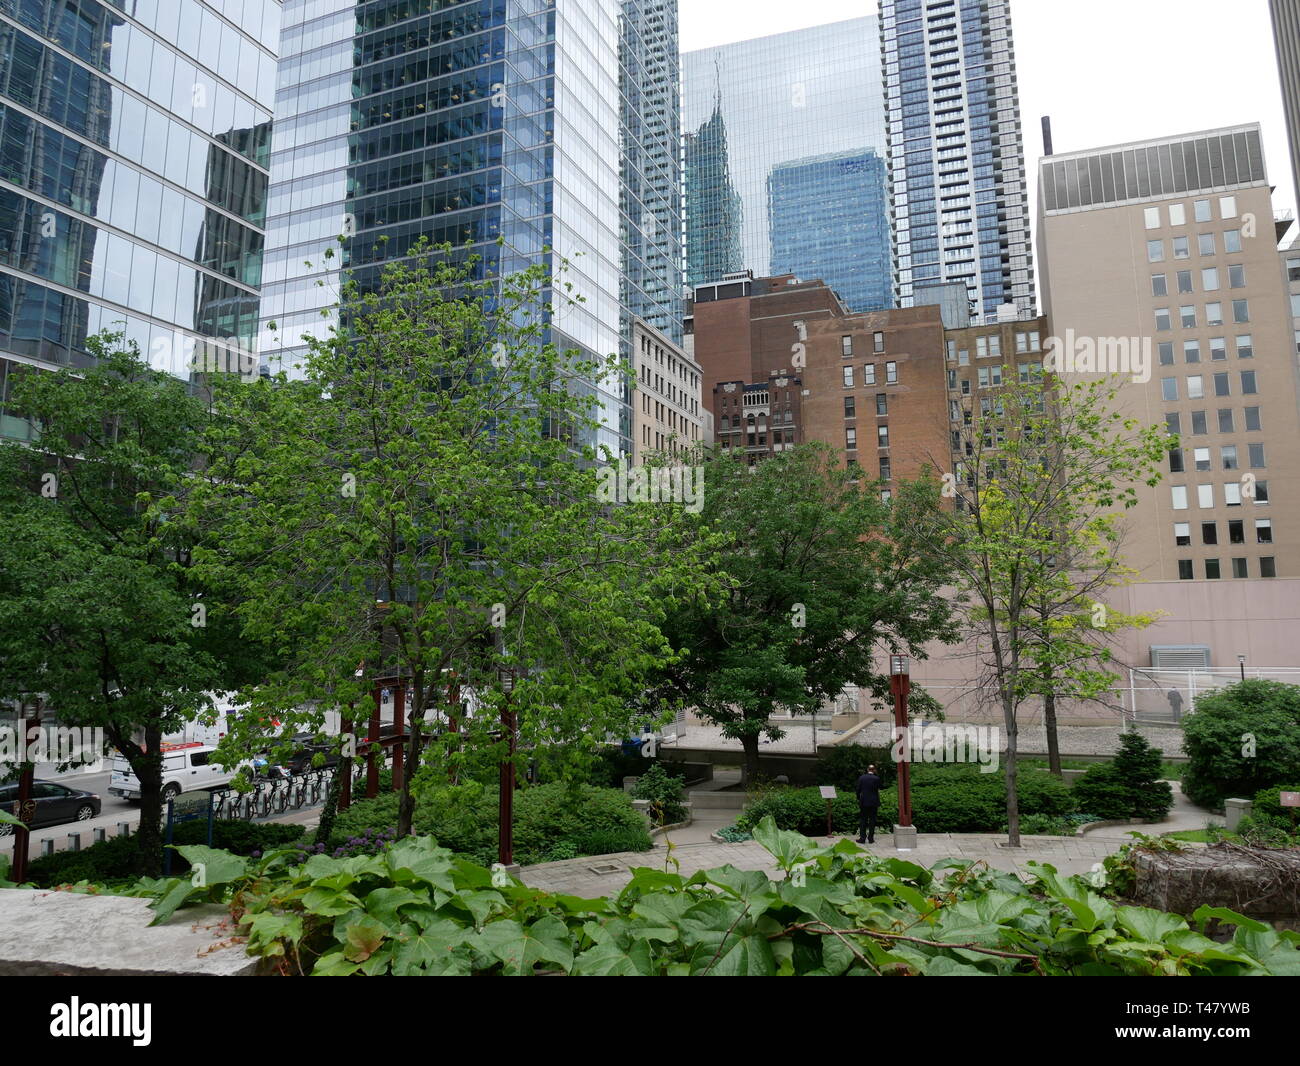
[768, 149, 890, 312]
[682, 20, 889, 312]
[879, 0, 1035, 321]
[261, 0, 682, 458]
[0, 0, 280, 438]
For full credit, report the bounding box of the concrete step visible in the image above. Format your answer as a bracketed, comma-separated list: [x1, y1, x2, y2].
[687, 790, 747, 810]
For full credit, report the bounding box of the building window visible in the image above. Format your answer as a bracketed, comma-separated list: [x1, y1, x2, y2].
[1220, 195, 1237, 218]
[1144, 206, 1161, 228]
[946, 340, 956, 362]
[1232, 558, 1248, 578]
[1147, 240, 1165, 262]
[842, 335, 854, 357]
[1191, 410, 1207, 434]
[1232, 299, 1249, 323]
[1241, 371, 1257, 395]
[1193, 447, 1211, 471]
[845, 427, 857, 448]
[1228, 519, 1245, 544]
[1206, 302, 1223, 327]
[864, 363, 876, 385]
[1174, 522, 1191, 546]
[1235, 334, 1253, 359]
[876, 393, 888, 416]
[1222, 445, 1238, 470]
[1205, 558, 1221, 579]
[879, 456, 892, 480]
[885, 361, 898, 384]
[1224, 229, 1242, 252]
[1244, 406, 1261, 431]
[1161, 378, 1179, 401]
[1217, 408, 1234, 433]
[1201, 267, 1219, 291]
[873, 332, 885, 353]
[1202, 521, 1218, 545]
[1151, 274, 1168, 296]
[1255, 480, 1270, 504]
[1228, 264, 1246, 288]
[1171, 486, 1188, 510]
[1198, 233, 1216, 256]
[1169, 448, 1184, 473]
[1165, 412, 1181, 434]
[1198, 484, 1214, 508]
[1180, 305, 1197, 328]
[1209, 337, 1226, 361]
[1260, 556, 1276, 578]
[878, 425, 889, 448]
[844, 396, 856, 418]
[1178, 559, 1194, 580]
[1213, 372, 1230, 397]
[1249, 442, 1265, 468]
[1187, 376, 1203, 400]
[1177, 270, 1194, 294]
[1155, 308, 1171, 331]
[843, 366, 854, 388]
[1256, 519, 1273, 544]
[1184, 340, 1201, 363]
[958, 349, 969, 366]
[1223, 482, 1242, 506]
[1170, 203, 1187, 226]
[1173, 236, 1190, 259]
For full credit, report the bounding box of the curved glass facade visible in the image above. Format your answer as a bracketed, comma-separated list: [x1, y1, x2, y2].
[0, 0, 279, 438]
[261, 0, 681, 459]
[682, 19, 890, 312]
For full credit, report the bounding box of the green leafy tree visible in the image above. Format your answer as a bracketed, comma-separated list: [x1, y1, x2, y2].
[190, 241, 717, 838]
[648, 442, 958, 783]
[1181, 680, 1300, 807]
[936, 371, 1169, 844]
[0, 335, 269, 875]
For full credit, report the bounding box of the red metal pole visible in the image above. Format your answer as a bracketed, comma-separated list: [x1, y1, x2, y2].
[391, 684, 405, 792]
[366, 683, 381, 798]
[498, 700, 516, 866]
[891, 672, 912, 827]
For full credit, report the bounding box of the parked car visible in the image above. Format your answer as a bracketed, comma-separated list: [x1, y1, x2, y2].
[283, 734, 342, 775]
[0, 780, 101, 835]
[107, 742, 247, 802]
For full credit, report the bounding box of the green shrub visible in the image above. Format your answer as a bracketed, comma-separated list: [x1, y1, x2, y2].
[588, 747, 688, 790]
[1251, 784, 1300, 821]
[1182, 680, 1300, 808]
[814, 744, 896, 791]
[329, 781, 652, 866]
[737, 788, 890, 836]
[1070, 733, 1174, 822]
[630, 763, 687, 825]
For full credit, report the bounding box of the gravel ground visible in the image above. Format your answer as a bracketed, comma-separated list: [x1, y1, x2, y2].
[659, 719, 1186, 759]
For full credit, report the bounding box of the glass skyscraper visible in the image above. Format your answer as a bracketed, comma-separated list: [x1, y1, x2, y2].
[261, 0, 682, 459]
[879, 0, 1035, 321]
[682, 19, 890, 312]
[0, 0, 279, 439]
[767, 149, 890, 314]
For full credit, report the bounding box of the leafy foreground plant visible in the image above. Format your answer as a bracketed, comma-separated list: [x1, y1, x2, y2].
[133, 818, 1300, 976]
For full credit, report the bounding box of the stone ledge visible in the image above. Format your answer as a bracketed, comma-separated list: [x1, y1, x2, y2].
[0, 889, 262, 977]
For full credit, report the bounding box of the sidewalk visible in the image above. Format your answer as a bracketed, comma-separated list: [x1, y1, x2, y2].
[521, 780, 1223, 899]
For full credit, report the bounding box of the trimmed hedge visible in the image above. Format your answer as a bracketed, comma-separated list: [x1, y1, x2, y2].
[22, 820, 304, 887]
[329, 782, 652, 866]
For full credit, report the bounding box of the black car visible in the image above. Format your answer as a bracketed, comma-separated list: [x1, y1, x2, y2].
[0, 780, 102, 835]
[283, 733, 342, 775]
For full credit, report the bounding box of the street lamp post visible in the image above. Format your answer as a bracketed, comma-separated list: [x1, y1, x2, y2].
[497, 664, 517, 869]
[889, 655, 917, 851]
[1238, 655, 1247, 683]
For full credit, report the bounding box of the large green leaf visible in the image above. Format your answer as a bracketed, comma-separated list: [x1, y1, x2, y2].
[173, 845, 247, 886]
[475, 915, 575, 975]
[1115, 906, 1188, 943]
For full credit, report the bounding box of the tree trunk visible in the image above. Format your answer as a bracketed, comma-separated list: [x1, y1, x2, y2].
[1002, 690, 1020, 847]
[1044, 689, 1062, 776]
[313, 761, 344, 847]
[740, 732, 760, 787]
[134, 724, 165, 878]
[397, 685, 424, 838]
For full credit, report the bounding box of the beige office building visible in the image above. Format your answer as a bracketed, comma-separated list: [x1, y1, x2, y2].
[631, 318, 706, 463]
[1038, 125, 1300, 591]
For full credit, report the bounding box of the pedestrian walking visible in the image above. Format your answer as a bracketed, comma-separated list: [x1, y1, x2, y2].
[1166, 688, 1183, 720]
[856, 764, 883, 844]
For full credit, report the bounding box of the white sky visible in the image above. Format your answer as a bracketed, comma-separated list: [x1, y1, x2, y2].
[680, 0, 1298, 229]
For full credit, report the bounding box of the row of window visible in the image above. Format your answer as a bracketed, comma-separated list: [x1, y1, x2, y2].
[844, 395, 888, 418]
[1166, 407, 1262, 435]
[1160, 371, 1258, 401]
[841, 332, 886, 356]
[1170, 482, 1270, 509]
[1151, 263, 1247, 294]
[842, 362, 898, 387]
[1154, 299, 1250, 330]
[1177, 557, 1276, 579]
[1144, 196, 1238, 230]
[1169, 443, 1266, 472]
[1157, 336, 1252, 363]
[1174, 519, 1272, 546]
[845, 425, 891, 449]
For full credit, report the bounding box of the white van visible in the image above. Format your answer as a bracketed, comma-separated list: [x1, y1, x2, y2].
[108, 743, 242, 802]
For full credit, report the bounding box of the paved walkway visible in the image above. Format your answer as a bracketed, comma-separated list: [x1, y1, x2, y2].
[520, 780, 1223, 898]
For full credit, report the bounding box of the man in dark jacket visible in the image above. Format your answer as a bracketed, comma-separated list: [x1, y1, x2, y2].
[856, 764, 883, 844]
